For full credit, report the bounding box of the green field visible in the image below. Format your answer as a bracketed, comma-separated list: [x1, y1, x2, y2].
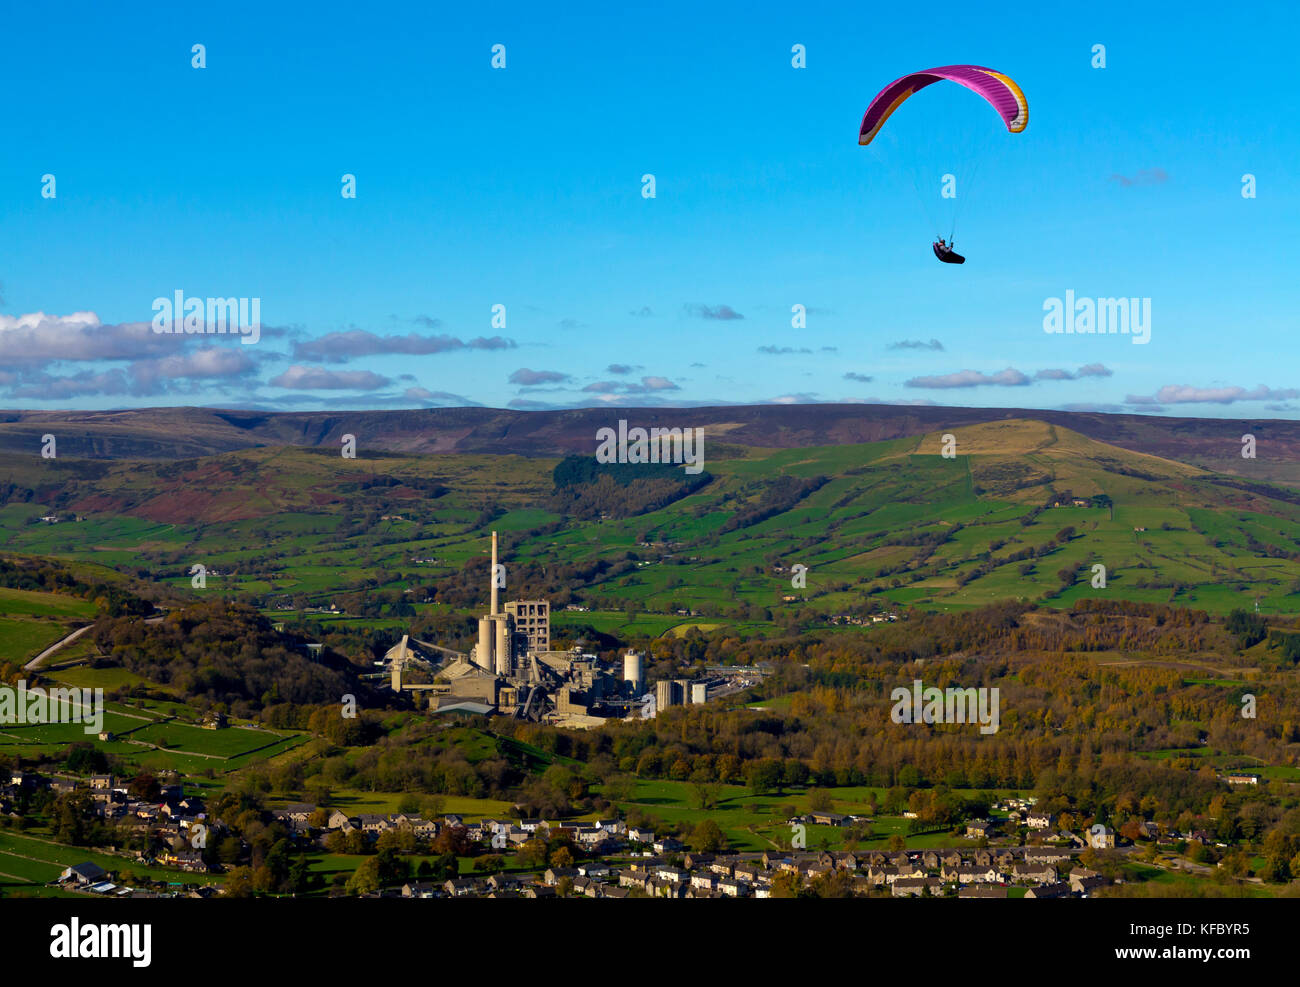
[0, 831, 221, 890]
[591, 778, 1026, 853]
[4, 419, 1300, 624]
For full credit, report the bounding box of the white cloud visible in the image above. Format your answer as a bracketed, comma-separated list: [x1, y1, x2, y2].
[269, 365, 391, 390]
[906, 368, 1031, 389]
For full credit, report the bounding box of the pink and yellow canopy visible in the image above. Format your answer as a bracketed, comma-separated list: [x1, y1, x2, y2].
[859, 65, 1028, 146]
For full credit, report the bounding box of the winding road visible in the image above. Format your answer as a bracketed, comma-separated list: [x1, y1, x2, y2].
[23, 623, 93, 672]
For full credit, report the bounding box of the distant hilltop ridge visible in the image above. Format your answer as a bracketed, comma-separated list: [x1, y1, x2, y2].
[0, 403, 1297, 483]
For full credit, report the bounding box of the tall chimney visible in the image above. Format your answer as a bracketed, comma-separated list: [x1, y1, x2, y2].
[490, 530, 499, 616]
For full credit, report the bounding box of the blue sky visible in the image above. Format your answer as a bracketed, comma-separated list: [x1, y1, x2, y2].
[1, 0, 1296, 416]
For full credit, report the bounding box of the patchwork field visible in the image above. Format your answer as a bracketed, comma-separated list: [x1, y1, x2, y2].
[4, 420, 1300, 628]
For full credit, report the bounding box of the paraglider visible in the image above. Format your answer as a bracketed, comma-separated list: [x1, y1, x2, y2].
[859, 65, 1027, 264]
[933, 238, 964, 264]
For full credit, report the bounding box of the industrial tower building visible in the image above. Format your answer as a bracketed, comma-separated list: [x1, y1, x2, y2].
[469, 532, 552, 680]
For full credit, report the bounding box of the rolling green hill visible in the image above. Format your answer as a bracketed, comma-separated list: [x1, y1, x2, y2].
[2, 418, 1299, 622]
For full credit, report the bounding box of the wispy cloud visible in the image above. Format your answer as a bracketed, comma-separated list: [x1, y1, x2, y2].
[269, 365, 391, 390]
[685, 303, 744, 321]
[509, 368, 572, 386]
[1035, 363, 1112, 381]
[7, 369, 132, 399]
[906, 367, 1031, 389]
[402, 386, 478, 406]
[1128, 384, 1300, 405]
[293, 331, 514, 363]
[1108, 168, 1168, 187]
[888, 338, 945, 351]
[583, 376, 680, 394]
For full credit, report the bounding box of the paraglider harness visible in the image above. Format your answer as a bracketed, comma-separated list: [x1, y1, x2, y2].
[933, 238, 965, 264]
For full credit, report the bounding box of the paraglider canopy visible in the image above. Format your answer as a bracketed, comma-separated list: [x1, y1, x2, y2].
[859, 65, 1028, 146]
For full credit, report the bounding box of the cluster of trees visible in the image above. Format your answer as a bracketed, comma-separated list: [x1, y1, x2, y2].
[0, 555, 151, 618]
[1269, 629, 1300, 664]
[303, 742, 509, 800]
[605, 600, 1226, 682]
[272, 719, 526, 803]
[329, 845, 459, 896]
[258, 703, 381, 746]
[342, 472, 448, 500]
[202, 788, 319, 896]
[91, 602, 369, 714]
[465, 602, 1295, 836]
[719, 475, 828, 533]
[1227, 608, 1269, 649]
[550, 455, 713, 520]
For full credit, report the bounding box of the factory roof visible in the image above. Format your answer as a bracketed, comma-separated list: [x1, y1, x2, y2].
[441, 658, 493, 680]
[429, 701, 495, 716]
